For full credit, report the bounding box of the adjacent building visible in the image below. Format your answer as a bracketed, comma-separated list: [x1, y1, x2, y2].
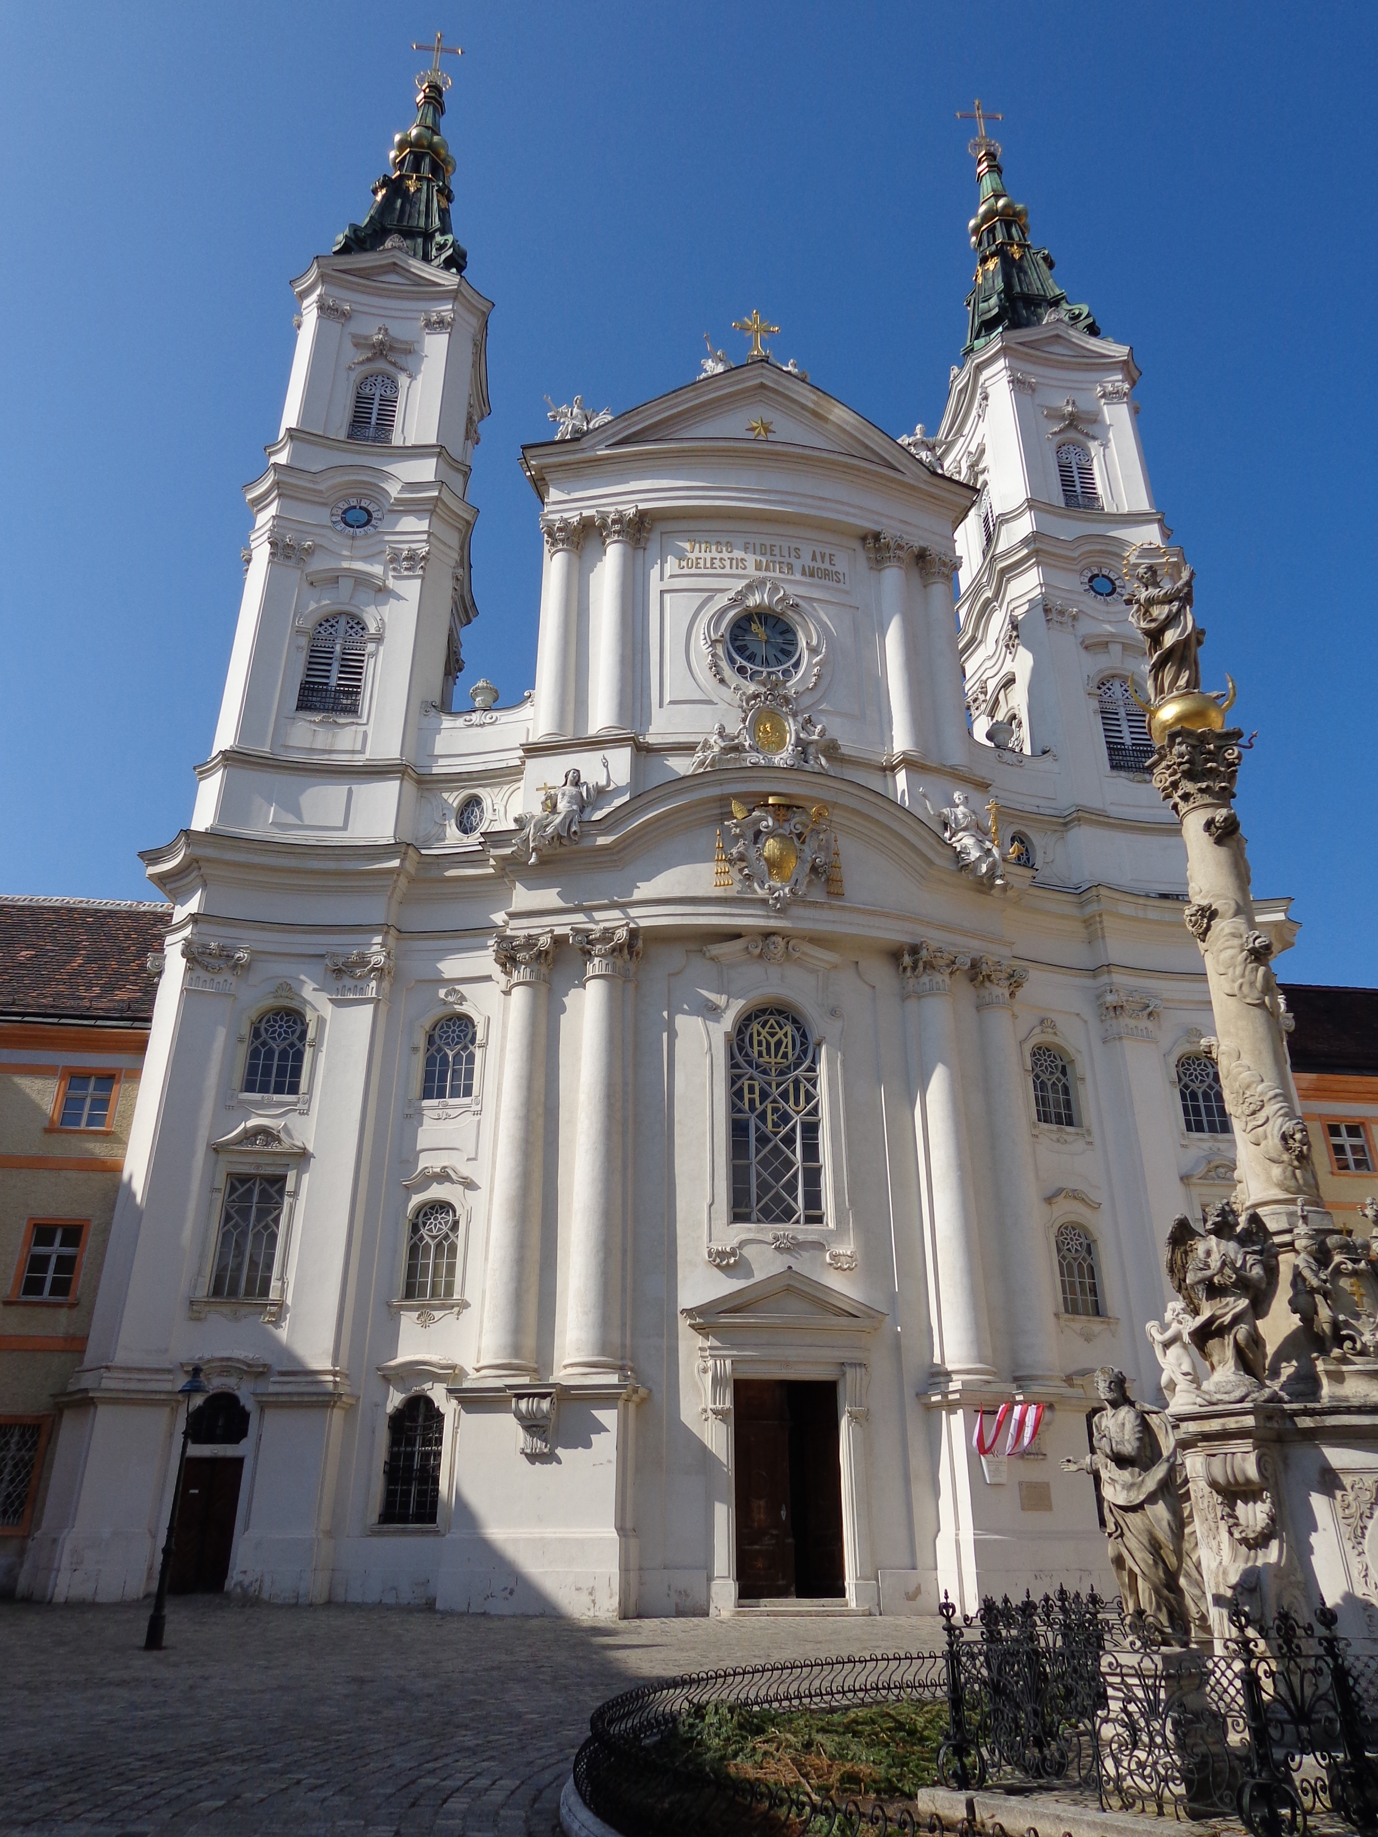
[1284, 985, 1378, 1230]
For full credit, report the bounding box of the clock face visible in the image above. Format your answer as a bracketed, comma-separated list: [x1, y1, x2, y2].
[330, 496, 383, 534]
[1087, 571, 1117, 598]
[726, 609, 800, 676]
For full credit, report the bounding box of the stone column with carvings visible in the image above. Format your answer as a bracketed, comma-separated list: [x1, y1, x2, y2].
[968, 955, 1061, 1382]
[899, 944, 994, 1380]
[563, 924, 642, 1375]
[476, 932, 555, 1376]
[592, 508, 650, 734]
[532, 516, 585, 740]
[917, 550, 970, 766]
[864, 533, 921, 757]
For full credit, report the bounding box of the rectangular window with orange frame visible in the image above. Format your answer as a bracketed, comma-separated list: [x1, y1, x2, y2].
[48, 1069, 122, 1133]
[1326, 1122, 1375, 1175]
[0, 1417, 52, 1535]
[9, 1219, 90, 1305]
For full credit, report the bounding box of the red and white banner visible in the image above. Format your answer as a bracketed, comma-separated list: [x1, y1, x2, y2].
[971, 1402, 1044, 1458]
[970, 1404, 1010, 1456]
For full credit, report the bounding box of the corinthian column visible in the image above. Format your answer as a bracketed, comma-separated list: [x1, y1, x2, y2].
[532, 516, 585, 740]
[917, 550, 969, 766]
[592, 508, 651, 734]
[899, 944, 994, 1380]
[476, 932, 555, 1376]
[967, 955, 1061, 1383]
[563, 923, 642, 1375]
[864, 533, 920, 757]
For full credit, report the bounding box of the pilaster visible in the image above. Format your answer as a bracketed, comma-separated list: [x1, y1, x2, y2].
[532, 516, 587, 740]
[592, 508, 651, 735]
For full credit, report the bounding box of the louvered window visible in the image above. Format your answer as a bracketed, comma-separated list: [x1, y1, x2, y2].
[380, 1395, 444, 1525]
[977, 486, 995, 552]
[729, 1007, 824, 1227]
[1057, 442, 1100, 508]
[348, 371, 399, 443]
[404, 1202, 460, 1301]
[1031, 1044, 1078, 1128]
[296, 614, 368, 716]
[422, 1015, 476, 1101]
[1056, 1223, 1102, 1317]
[1178, 1053, 1230, 1135]
[210, 1173, 285, 1301]
[1098, 677, 1154, 772]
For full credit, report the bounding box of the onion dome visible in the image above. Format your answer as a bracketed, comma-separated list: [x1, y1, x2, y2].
[333, 61, 466, 273]
[961, 131, 1096, 356]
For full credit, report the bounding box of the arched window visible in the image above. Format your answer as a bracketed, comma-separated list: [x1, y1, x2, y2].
[348, 371, 399, 443]
[243, 1008, 307, 1096]
[1056, 443, 1101, 509]
[210, 1173, 285, 1300]
[404, 1201, 460, 1301]
[1098, 676, 1154, 773]
[1178, 1052, 1230, 1135]
[422, 1014, 476, 1101]
[977, 485, 995, 552]
[380, 1394, 443, 1525]
[188, 1392, 251, 1446]
[1031, 1043, 1078, 1128]
[1057, 1223, 1102, 1316]
[1007, 831, 1035, 868]
[729, 1007, 824, 1226]
[296, 613, 368, 716]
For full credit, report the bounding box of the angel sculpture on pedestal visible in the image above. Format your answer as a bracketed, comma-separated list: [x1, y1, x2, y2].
[1165, 1202, 1273, 1402]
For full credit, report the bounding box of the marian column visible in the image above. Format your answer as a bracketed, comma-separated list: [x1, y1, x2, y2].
[476, 932, 555, 1376]
[899, 944, 994, 1379]
[592, 508, 650, 734]
[917, 550, 969, 766]
[968, 955, 1061, 1382]
[563, 923, 641, 1375]
[865, 534, 921, 757]
[532, 516, 585, 740]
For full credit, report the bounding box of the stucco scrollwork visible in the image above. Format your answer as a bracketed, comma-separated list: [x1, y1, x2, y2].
[491, 931, 555, 988]
[325, 948, 393, 998]
[706, 1244, 741, 1270]
[723, 796, 838, 912]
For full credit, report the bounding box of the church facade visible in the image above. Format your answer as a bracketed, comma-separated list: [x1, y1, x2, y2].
[19, 69, 1284, 1616]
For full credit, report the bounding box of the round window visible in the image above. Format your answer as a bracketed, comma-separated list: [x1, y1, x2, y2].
[725, 609, 800, 678]
[1087, 571, 1117, 598]
[454, 794, 484, 836]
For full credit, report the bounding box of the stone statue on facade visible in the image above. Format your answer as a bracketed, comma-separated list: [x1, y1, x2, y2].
[1146, 1299, 1205, 1411]
[1290, 1204, 1378, 1361]
[1124, 557, 1202, 703]
[1166, 1203, 1273, 1402]
[512, 758, 611, 863]
[699, 335, 732, 377]
[1062, 1367, 1209, 1639]
[898, 422, 944, 473]
[917, 787, 1005, 887]
[543, 394, 613, 440]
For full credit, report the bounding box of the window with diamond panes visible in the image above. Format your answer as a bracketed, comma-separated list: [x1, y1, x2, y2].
[1056, 1223, 1103, 1317]
[404, 1202, 460, 1302]
[422, 1015, 475, 1102]
[1098, 676, 1154, 773]
[1031, 1044, 1078, 1128]
[1056, 442, 1101, 508]
[729, 1007, 824, 1227]
[296, 613, 368, 716]
[18, 1224, 85, 1300]
[57, 1073, 115, 1129]
[1328, 1123, 1374, 1173]
[210, 1173, 285, 1301]
[379, 1394, 443, 1526]
[243, 1009, 307, 1096]
[348, 370, 398, 443]
[1178, 1052, 1230, 1135]
[0, 1421, 43, 1529]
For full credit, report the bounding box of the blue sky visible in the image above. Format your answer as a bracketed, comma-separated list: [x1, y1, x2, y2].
[1, 2, 1373, 984]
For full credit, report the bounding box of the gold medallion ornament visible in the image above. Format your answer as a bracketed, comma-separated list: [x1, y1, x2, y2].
[750, 708, 788, 754]
[719, 797, 841, 911]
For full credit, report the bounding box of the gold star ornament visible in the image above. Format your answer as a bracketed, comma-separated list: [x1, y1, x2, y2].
[747, 416, 774, 440]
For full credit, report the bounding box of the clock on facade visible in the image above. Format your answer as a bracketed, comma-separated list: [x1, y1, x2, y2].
[330, 497, 384, 534]
[725, 609, 800, 678]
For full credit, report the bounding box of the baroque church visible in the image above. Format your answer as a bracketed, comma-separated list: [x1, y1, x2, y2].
[18, 67, 1273, 1616]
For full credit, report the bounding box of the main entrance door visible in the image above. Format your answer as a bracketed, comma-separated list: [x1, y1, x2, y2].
[734, 1380, 845, 1599]
[169, 1457, 243, 1593]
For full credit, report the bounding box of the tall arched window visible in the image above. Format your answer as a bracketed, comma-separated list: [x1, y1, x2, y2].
[422, 1015, 475, 1101]
[210, 1173, 285, 1300]
[243, 1008, 307, 1096]
[403, 1202, 460, 1301]
[379, 1395, 444, 1526]
[1098, 676, 1154, 773]
[296, 613, 368, 716]
[729, 1007, 824, 1226]
[1056, 443, 1101, 508]
[1031, 1043, 1078, 1128]
[1056, 1223, 1102, 1317]
[348, 371, 399, 443]
[1178, 1052, 1230, 1135]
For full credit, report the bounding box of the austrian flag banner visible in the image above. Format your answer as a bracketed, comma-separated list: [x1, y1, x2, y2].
[970, 1402, 1044, 1457]
[970, 1404, 1010, 1456]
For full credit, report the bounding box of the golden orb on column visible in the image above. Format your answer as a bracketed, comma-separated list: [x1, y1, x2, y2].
[1138, 677, 1237, 747]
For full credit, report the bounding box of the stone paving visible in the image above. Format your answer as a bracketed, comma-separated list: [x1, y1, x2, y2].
[0, 1601, 931, 1836]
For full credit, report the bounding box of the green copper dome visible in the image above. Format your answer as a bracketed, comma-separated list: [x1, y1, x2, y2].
[334, 64, 467, 274]
[961, 133, 1096, 356]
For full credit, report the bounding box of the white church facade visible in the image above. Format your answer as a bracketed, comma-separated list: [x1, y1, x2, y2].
[19, 70, 1282, 1616]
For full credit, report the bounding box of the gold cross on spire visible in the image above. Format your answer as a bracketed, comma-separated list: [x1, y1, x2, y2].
[732, 309, 779, 360]
[956, 97, 1003, 142]
[412, 31, 463, 87]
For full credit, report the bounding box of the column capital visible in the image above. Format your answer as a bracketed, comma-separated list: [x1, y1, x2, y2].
[594, 506, 652, 548]
[898, 941, 970, 997]
[541, 514, 587, 556]
[492, 930, 556, 986]
[571, 922, 642, 981]
[862, 531, 914, 570]
[916, 548, 960, 586]
[968, 955, 1028, 1007]
[1150, 725, 1245, 818]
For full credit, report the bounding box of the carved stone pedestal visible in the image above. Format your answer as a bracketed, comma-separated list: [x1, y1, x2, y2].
[1174, 1402, 1303, 1640]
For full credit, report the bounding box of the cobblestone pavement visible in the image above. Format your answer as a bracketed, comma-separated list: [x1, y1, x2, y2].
[0, 1601, 931, 1837]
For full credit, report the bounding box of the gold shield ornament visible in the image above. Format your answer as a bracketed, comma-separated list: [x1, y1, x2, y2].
[762, 833, 799, 883]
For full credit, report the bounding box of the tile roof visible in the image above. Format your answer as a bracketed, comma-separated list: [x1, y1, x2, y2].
[1281, 984, 1378, 1077]
[0, 897, 171, 1024]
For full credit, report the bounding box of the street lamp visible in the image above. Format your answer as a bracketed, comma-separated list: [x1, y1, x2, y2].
[144, 1365, 210, 1652]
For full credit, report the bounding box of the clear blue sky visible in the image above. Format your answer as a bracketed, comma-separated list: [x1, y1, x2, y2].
[1, 3, 1373, 984]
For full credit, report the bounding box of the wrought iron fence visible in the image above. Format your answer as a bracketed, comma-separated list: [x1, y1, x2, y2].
[572, 1591, 1378, 1837]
